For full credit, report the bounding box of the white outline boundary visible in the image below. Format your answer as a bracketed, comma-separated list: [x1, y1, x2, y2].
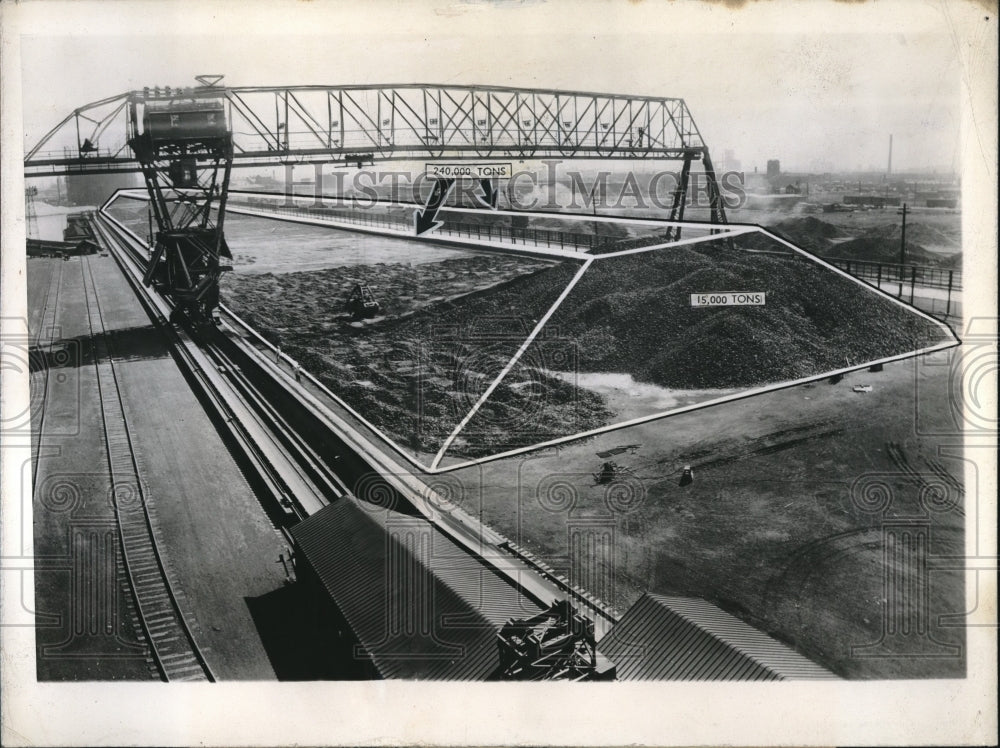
[596, 227, 757, 258]
[114, 189, 759, 260]
[429, 257, 595, 469]
[114, 189, 594, 261]
[101, 190, 961, 476]
[758, 226, 959, 336]
[432, 226, 961, 471]
[99, 195, 442, 472]
[223, 187, 742, 231]
[433, 338, 959, 472]
[100, 190, 592, 473]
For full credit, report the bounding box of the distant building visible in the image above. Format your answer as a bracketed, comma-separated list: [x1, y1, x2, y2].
[743, 194, 803, 211]
[842, 195, 901, 208]
[722, 149, 741, 173]
[925, 198, 958, 209]
[766, 159, 781, 178]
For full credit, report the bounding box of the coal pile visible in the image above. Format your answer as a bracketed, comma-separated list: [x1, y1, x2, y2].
[830, 224, 960, 268]
[424, 239, 949, 393]
[750, 216, 960, 269]
[223, 256, 608, 458]
[223, 232, 950, 459]
[768, 216, 848, 254]
[523, 241, 949, 389]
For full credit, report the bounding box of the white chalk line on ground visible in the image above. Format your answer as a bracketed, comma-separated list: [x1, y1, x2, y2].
[226, 188, 753, 231]
[111, 189, 756, 258]
[595, 227, 758, 258]
[430, 257, 595, 471]
[758, 226, 960, 342]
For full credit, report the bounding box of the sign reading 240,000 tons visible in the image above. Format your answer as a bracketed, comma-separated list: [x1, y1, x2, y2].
[425, 163, 512, 179]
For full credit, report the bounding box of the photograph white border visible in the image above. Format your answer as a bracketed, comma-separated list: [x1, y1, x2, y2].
[2, 1, 996, 746]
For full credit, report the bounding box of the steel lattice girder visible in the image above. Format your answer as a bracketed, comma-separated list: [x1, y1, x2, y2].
[24, 84, 709, 176]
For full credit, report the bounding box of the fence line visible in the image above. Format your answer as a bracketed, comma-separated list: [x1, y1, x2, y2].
[820, 256, 961, 291]
[230, 197, 962, 319]
[233, 198, 649, 253]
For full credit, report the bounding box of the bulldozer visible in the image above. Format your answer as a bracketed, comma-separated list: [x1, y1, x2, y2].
[592, 460, 635, 485]
[345, 283, 382, 320]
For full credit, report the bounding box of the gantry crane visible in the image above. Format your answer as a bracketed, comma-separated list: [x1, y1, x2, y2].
[28, 79, 736, 319]
[126, 76, 233, 322]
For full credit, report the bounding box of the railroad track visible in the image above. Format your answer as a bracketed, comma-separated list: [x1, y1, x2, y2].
[80, 248, 213, 682]
[91, 214, 339, 519]
[30, 256, 64, 488]
[198, 336, 348, 504]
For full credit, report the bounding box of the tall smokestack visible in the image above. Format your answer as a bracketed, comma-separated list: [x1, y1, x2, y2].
[888, 134, 893, 176]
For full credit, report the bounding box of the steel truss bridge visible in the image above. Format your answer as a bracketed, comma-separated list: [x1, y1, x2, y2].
[26, 83, 712, 172]
[25, 81, 730, 228]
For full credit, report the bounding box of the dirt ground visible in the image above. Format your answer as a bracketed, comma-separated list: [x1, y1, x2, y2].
[439, 339, 967, 679]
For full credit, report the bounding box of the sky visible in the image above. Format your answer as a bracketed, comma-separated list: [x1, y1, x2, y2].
[14, 0, 965, 174]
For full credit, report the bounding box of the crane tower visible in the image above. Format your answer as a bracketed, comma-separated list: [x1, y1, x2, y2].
[126, 78, 233, 321]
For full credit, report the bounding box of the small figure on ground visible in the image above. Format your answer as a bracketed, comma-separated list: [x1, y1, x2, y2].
[679, 465, 694, 487]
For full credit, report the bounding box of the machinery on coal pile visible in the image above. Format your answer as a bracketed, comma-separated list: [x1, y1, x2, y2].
[127, 77, 233, 322]
[345, 283, 382, 319]
[593, 460, 635, 485]
[496, 600, 615, 680]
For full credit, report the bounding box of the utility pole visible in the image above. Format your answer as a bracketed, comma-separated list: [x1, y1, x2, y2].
[899, 202, 908, 281]
[25, 186, 38, 238]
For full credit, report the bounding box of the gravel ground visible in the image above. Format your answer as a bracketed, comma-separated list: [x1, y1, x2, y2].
[444, 345, 967, 679]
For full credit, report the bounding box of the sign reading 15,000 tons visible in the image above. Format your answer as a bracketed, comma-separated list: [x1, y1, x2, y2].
[691, 292, 766, 307]
[425, 163, 512, 179]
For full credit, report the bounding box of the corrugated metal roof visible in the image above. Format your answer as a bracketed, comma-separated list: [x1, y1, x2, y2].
[597, 593, 838, 680]
[291, 496, 542, 680]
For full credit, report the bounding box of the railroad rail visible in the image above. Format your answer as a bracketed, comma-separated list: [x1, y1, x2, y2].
[77, 249, 213, 682]
[197, 336, 349, 505]
[30, 257, 65, 489]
